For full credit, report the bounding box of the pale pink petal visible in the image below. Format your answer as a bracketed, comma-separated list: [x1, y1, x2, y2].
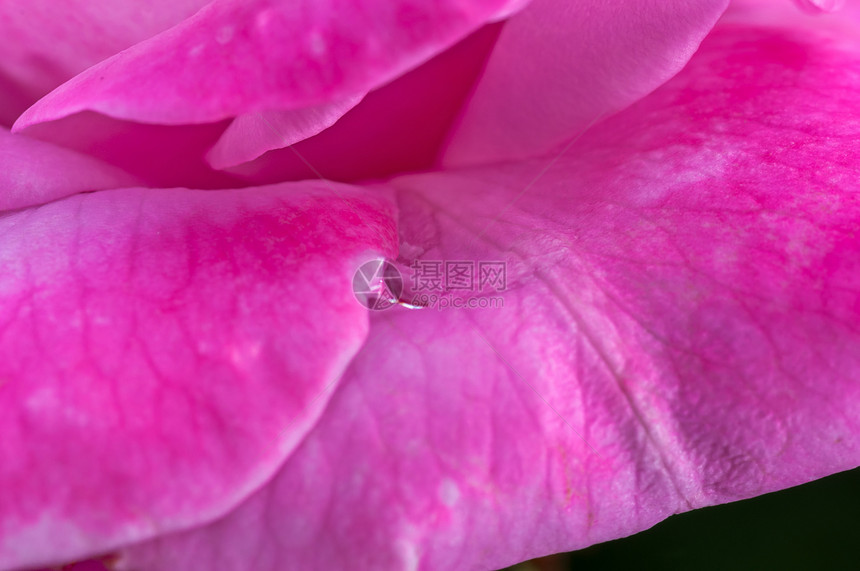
[795, 0, 845, 13]
[442, 0, 728, 167]
[206, 94, 365, 170]
[0, 128, 138, 211]
[727, 0, 860, 33]
[0, 184, 397, 569]
[0, 0, 209, 125]
[121, 18, 860, 570]
[13, 0, 524, 132]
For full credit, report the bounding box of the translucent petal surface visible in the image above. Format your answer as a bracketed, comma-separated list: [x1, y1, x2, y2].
[441, 0, 728, 166]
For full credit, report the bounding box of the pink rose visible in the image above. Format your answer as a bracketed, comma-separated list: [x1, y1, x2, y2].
[1, 0, 858, 568]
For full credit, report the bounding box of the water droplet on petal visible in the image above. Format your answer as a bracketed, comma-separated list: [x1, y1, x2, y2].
[352, 258, 403, 311]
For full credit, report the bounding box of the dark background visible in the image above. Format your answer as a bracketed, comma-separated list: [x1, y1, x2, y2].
[507, 466, 860, 571]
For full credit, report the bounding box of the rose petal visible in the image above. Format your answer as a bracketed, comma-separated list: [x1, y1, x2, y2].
[727, 0, 860, 32]
[205, 94, 365, 170]
[0, 128, 138, 211]
[441, 0, 728, 167]
[13, 0, 525, 132]
[120, 19, 860, 570]
[795, 0, 845, 13]
[0, 183, 397, 569]
[19, 113, 241, 190]
[216, 22, 502, 185]
[0, 0, 209, 125]
[17, 20, 499, 190]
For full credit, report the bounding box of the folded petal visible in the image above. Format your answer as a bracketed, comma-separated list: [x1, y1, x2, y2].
[441, 0, 728, 167]
[0, 128, 138, 211]
[727, 0, 860, 29]
[16, 21, 499, 189]
[13, 0, 524, 132]
[795, 0, 844, 13]
[120, 17, 860, 570]
[20, 113, 241, 190]
[0, 183, 397, 569]
[0, 0, 209, 125]
[205, 95, 365, 170]
[215, 23, 502, 184]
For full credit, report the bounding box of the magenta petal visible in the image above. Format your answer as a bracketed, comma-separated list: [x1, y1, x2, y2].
[19, 112, 241, 190]
[0, 128, 138, 211]
[442, 0, 728, 167]
[121, 21, 860, 569]
[215, 22, 502, 185]
[206, 94, 365, 170]
[0, 0, 208, 125]
[0, 184, 397, 569]
[13, 0, 524, 131]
